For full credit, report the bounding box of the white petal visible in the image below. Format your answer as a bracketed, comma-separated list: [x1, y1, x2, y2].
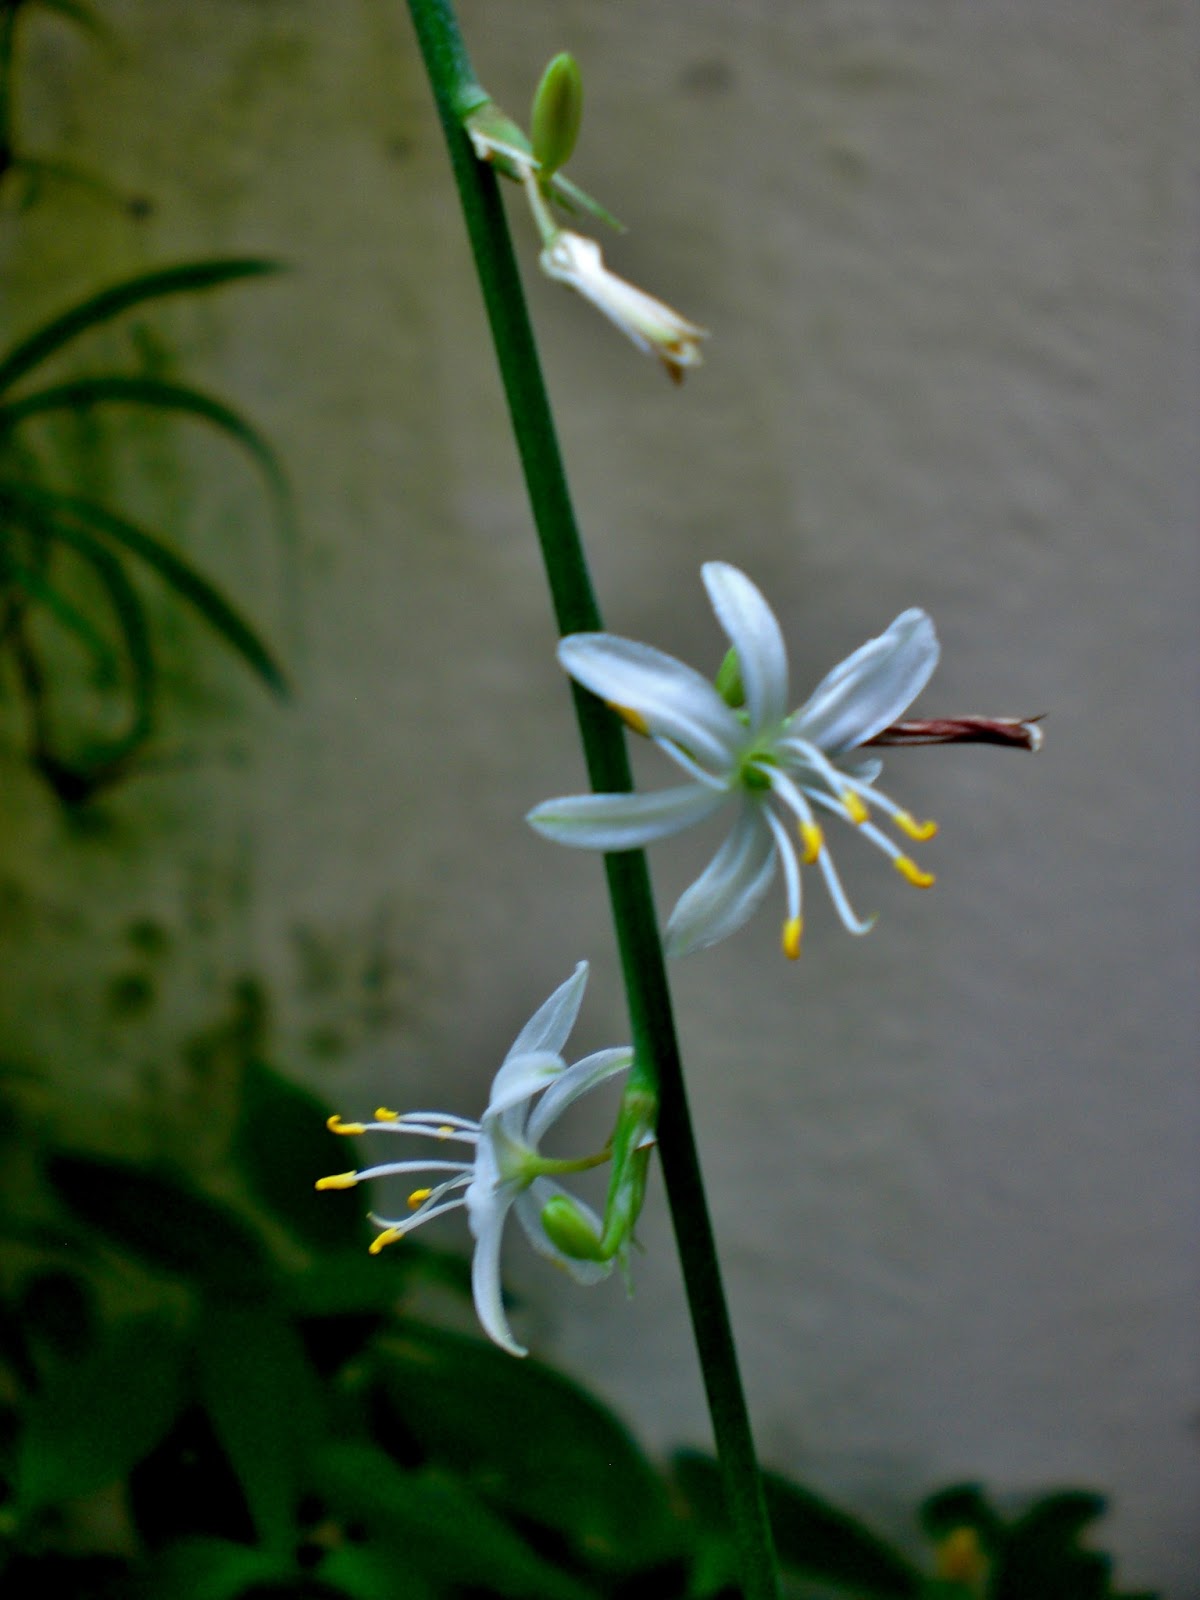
[558, 634, 741, 768]
[526, 1047, 634, 1145]
[514, 1181, 612, 1286]
[664, 804, 777, 957]
[486, 1050, 565, 1119]
[702, 563, 789, 730]
[466, 1188, 525, 1356]
[505, 963, 588, 1061]
[528, 783, 728, 852]
[792, 609, 939, 754]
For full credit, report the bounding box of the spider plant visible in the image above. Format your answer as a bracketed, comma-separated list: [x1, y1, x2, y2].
[0, 257, 292, 804]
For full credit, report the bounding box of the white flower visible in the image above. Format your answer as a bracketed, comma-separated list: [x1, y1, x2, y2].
[527, 564, 941, 959]
[317, 963, 632, 1357]
[539, 231, 707, 383]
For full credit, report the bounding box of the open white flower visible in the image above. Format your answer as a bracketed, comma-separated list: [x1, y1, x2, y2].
[317, 962, 632, 1357]
[528, 564, 941, 959]
[540, 231, 707, 383]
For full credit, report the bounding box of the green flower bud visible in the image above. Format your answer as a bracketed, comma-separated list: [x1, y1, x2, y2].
[715, 646, 745, 708]
[540, 1194, 606, 1261]
[531, 53, 583, 177]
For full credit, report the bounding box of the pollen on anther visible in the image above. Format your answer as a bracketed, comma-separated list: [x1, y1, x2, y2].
[842, 791, 870, 825]
[437, 1124, 455, 1139]
[369, 1226, 404, 1255]
[327, 1115, 365, 1136]
[897, 811, 938, 842]
[374, 1106, 399, 1121]
[315, 1171, 359, 1191]
[407, 1187, 433, 1209]
[782, 916, 803, 960]
[799, 821, 823, 864]
[895, 855, 935, 889]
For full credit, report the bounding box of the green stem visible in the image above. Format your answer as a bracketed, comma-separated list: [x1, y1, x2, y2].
[404, 4, 779, 1596]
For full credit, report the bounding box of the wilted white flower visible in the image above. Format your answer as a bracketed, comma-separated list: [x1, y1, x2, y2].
[528, 564, 941, 959]
[318, 963, 631, 1356]
[540, 231, 707, 383]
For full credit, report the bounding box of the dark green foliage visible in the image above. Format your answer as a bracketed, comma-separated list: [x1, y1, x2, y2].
[0, 1107, 1152, 1600]
[0, 259, 292, 804]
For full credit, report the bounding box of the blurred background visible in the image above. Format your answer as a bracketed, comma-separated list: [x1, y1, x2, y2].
[1, 1, 1196, 1595]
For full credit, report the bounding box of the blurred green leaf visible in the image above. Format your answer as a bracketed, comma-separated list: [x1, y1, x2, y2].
[0, 544, 121, 676]
[674, 1451, 921, 1599]
[47, 1152, 277, 1298]
[3, 480, 288, 695]
[314, 1441, 595, 1600]
[919, 1484, 1000, 1547]
[376, 1322, 681, 1572]
[993, 1491, 1119, 1600]
[17, 1268, 96, 1366]
[284, 1242, 470, 1324]
[138, 1537, 294, 1600]
[196, 1302, 323, 1555]
[316, 1544, 438, 1600]
[0, 259, 283, 394]
[234, 1061, 362, 1253]
[14, 1314, 183, 1514]
[0, 376, 294, 533]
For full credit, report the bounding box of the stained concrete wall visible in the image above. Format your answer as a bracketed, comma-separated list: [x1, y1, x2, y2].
[2, 1, 1197, 1591]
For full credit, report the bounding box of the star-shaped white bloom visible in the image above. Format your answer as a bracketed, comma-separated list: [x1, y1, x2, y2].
[317, 963, 632, 1357]
[527, 563, 941, 959]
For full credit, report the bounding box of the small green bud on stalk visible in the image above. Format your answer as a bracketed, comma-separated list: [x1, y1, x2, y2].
[715, 647, 745, 708]
[531, 53, 583, 177]
[541, 1194, 606, 1261]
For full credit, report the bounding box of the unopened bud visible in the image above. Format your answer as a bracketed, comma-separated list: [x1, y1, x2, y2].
[715, 647, 745, 708]
[540, 1195, 606, 1261]
[531, 54, 583, 177]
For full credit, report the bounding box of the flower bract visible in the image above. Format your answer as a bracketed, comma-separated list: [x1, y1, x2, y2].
[527, 563, 941, 958]
[317, 962, 632, 1356]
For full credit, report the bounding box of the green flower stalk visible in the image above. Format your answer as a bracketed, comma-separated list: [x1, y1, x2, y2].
[403, 3, 779, 1595]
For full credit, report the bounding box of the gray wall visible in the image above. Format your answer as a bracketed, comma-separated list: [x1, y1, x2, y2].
[2, 1, 1196, 1591]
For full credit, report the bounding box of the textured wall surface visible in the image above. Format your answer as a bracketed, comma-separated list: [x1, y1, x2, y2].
[2, 1, 1197, 1591]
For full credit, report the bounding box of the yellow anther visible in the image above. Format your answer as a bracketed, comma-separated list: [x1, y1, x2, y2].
[842, 791, 870, 825]
[605, 700, 650, 737]
[799, 821, 824, 864]
[368, 1226, 404, 1255]
[327, 1115, 365, 1136]
[315, 1171, 359, 1191]
[782, 916, 803, 961]
[894, 855, 936, 888]
[373, 1106, 399, 1121]
[437, 1124, 455, 1139]
[407, 1187, 433, 1209]
[896, 810, 938, 842]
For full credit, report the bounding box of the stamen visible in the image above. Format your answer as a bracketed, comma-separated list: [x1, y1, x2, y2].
[407, 1187, 433, 1208]
[605, 700, 649, 737]
[368, 1226, 404, 1255]
[896, 811, 938, 842]
[327, 1115, 365, 1136]
[763, 807, 803, 960]
[315, 1171, 359, 1190]
[799, 821, 823, 864]
[842, 791, 870, 825]
[374, 1107, 399, 1121]
[894, 855, 935, 888]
